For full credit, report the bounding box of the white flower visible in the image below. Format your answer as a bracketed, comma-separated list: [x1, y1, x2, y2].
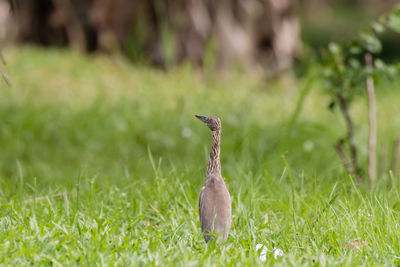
[273, 247, 284, 259]
[255, 244, 268, 262]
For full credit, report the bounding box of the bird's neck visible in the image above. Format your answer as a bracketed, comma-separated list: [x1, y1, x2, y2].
[207, 129, 221, 176]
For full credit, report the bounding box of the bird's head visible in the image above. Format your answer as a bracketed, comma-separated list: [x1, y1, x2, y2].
[195, 115, 221, 132]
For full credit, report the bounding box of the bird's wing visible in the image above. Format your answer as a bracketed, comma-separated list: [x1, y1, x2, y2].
[199, 188, 213, 234]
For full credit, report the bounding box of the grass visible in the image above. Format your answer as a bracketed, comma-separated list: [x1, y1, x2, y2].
[1, 46, 400, 266]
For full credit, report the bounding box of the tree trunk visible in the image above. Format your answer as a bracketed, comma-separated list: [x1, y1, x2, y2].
[9, 0, 301, 72]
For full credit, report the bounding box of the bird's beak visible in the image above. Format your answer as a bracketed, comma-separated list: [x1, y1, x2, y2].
[195, 115, 207, 122]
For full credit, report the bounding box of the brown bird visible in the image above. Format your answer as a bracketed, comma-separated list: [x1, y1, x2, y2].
[195, 115, 231, 243]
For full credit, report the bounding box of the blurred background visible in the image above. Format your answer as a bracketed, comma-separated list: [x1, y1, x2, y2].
[2, 0, 400, 72]
[0, 0, 400, 185]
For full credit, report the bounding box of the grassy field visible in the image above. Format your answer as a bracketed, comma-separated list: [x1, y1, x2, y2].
[1, 46, 400, 266]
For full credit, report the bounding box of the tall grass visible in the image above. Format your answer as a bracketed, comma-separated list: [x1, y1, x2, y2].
[0, 47, 400, 265]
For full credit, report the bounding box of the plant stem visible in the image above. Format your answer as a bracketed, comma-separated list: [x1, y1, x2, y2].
[365, 53, 376, 187]
[379, 143, 387, 178]
[391, 137, 400, 180]
[335, 140, 358, 179]
[337, 93, 361, 182]
[287, 73, 316, 132]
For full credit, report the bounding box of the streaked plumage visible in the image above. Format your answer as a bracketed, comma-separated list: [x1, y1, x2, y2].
[195, 115, 231, 243]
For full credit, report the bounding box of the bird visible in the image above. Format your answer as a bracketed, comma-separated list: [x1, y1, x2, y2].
[195, 115, 231, 243]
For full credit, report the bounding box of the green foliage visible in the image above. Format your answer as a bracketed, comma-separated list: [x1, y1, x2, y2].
[317, 5, 400, 183]
[386, 4, 400, 33]
[0, 47, 400, 265]
[320, 4, 400, 103]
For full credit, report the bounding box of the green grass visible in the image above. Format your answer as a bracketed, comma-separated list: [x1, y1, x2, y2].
[1, 46, 400, 266]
